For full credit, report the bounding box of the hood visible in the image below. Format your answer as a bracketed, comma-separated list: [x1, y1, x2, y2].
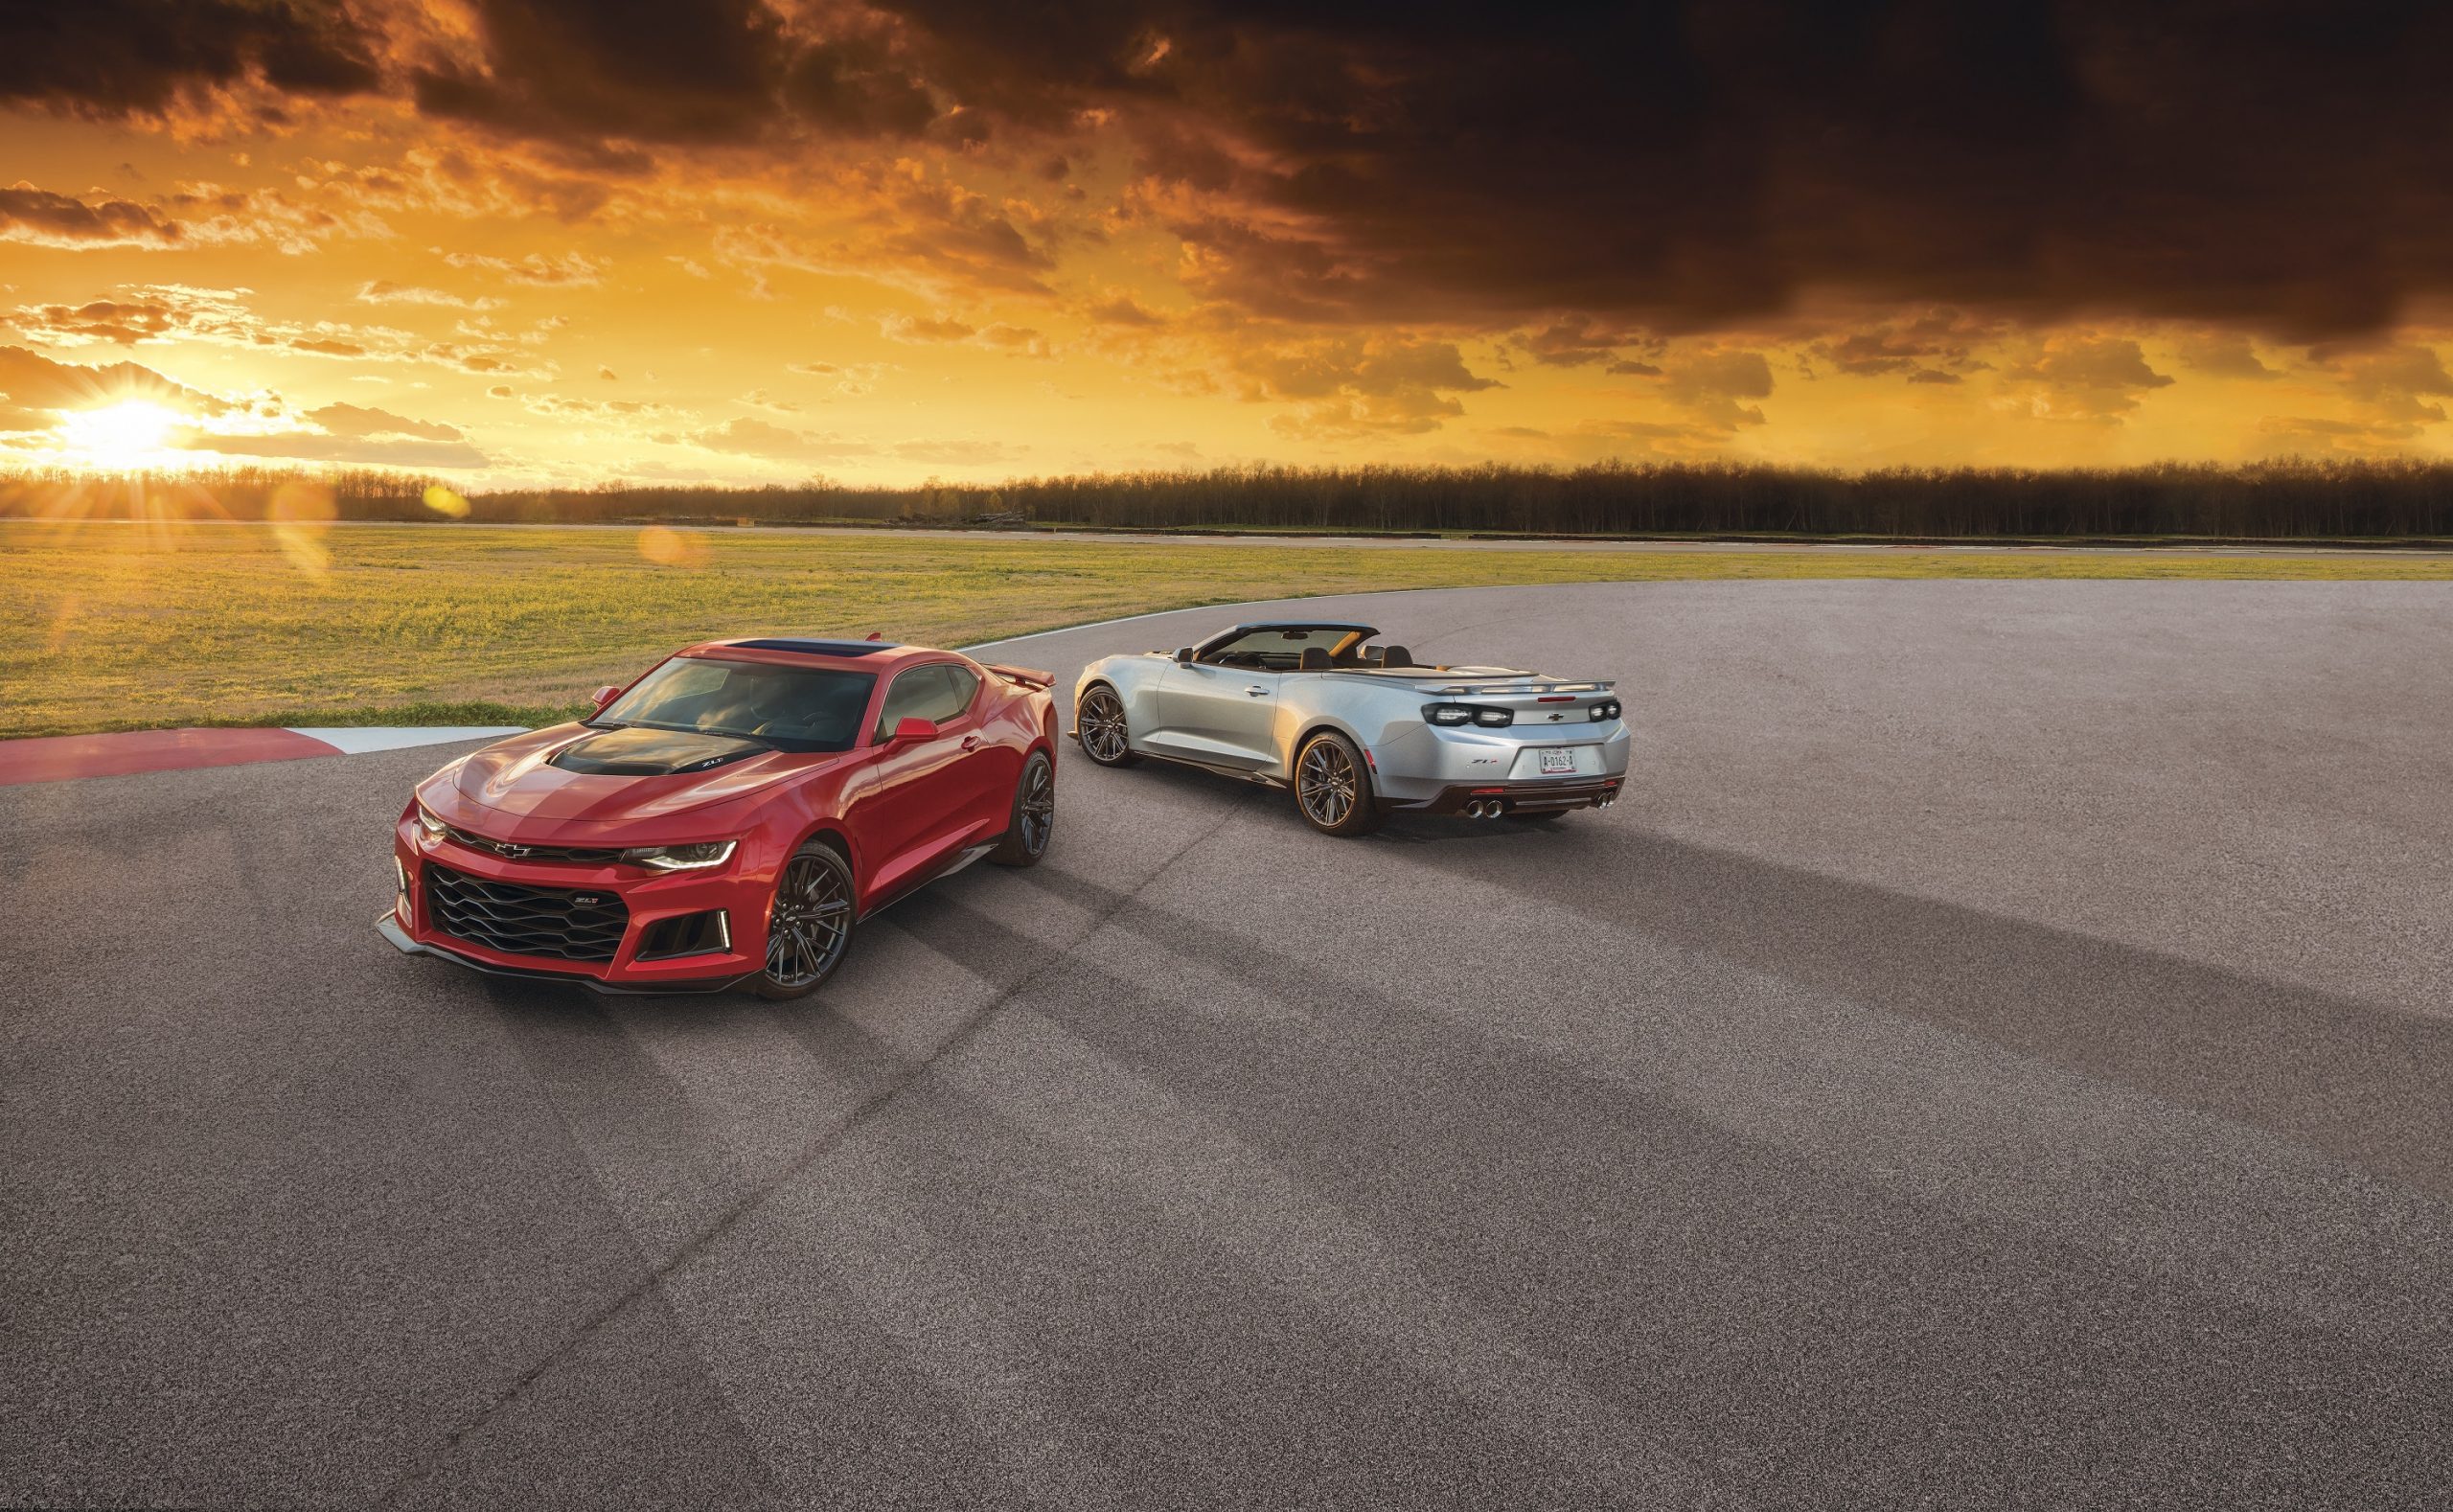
[548, 725, 768, 776]
[436, 722, 842, 832]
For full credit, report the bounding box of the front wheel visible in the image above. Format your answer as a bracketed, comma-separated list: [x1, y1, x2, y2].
[755, 840, 856, 1000]
[988, 751, 1055, 866]
[1075, 685, 1139, 767]
[1294, 731, 1383, 837]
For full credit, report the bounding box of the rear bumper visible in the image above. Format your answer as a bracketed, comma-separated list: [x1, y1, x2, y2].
[1369, 722, 1633, 807]
[1396, 776, 1626, 815]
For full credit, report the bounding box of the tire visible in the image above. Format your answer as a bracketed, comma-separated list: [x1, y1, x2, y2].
[754, 839, 856, 1000]
[988, 750, 1055, 867]
[1293, 730, 1383, 837]
[1075, 684, 1139, 767]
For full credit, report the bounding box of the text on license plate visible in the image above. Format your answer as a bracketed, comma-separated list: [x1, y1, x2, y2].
[1538, 747, 1577, 774]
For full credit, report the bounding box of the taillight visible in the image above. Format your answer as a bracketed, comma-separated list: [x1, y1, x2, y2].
[1424, 702, 1514, 728]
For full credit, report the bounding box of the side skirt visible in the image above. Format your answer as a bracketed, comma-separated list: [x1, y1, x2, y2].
[860, 839, 999, 918]
[1068, 727, 1290, 790]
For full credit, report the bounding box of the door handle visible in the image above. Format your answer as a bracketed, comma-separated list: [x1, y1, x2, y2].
[960, 734, 981, 750]
[1245, 685, 1267, 698]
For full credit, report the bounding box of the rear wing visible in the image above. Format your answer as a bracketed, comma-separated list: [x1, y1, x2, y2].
[986, 662, 1056, 690]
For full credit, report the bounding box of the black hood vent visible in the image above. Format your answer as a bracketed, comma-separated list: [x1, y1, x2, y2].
[549, 726, 769, 777]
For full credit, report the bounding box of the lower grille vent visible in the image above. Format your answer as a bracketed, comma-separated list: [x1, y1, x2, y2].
[426, 864, 629, 963]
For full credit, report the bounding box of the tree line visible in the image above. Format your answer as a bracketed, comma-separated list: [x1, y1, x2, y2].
[7, 458, 2449, 539]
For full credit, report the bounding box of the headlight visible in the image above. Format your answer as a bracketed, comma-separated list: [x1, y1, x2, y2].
[620, 840, 738, 872]
[415, 800, 447, 839]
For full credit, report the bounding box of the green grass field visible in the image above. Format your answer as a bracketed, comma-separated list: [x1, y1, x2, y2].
[3, 520, 2446, 739]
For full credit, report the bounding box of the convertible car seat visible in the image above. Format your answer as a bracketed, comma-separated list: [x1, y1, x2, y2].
[1379, 645, 1414, 668]
[1299, 647, 1333, 670]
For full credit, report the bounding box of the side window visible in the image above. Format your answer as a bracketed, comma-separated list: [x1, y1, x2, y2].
[874, 666, 945, 743]
[871, 665, 978, 742]
[933, 666, 979, 722]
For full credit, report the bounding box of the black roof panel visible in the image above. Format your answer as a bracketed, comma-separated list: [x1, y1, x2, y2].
[727, 637, 902, 656]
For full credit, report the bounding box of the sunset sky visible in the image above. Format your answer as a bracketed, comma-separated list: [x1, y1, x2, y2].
[5, 1, 2452, 488]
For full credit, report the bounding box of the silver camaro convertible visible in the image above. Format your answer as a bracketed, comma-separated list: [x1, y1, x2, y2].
[1070, 621, 1629, 836]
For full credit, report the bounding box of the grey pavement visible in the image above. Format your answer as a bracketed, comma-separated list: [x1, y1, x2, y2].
[3, 580, 2449, 1509]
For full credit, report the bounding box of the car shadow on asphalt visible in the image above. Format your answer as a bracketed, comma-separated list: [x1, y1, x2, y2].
[1071, 745, 1575, 849]
[867, 862, 2453, 1507]
[1372, 822, 2453, 1205]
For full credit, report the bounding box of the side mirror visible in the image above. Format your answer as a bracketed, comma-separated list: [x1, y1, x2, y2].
[1174, 647, 1194, 664]
[590, 684, 622, 711]
[888, 716, 937, 745]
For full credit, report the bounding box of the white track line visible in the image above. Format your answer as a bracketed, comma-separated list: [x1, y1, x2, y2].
[287, 726, 531, 754]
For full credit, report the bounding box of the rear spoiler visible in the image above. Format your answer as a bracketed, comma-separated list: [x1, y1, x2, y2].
[987, 662, 1056, 690]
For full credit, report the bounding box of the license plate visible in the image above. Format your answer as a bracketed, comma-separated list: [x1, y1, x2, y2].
[1538, 747, 1577, 775]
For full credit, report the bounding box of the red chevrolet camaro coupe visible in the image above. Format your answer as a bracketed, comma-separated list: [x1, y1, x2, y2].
[378, 636, 1058, 998]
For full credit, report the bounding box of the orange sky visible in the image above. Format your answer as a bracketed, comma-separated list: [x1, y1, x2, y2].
[4, 2, 2451, 488]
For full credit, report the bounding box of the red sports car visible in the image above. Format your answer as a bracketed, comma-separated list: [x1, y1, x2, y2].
[378, 636, 1058, 998]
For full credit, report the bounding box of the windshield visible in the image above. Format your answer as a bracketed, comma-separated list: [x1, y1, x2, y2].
[590, 657, 877, 753]
[1201, 627, 1369, 670]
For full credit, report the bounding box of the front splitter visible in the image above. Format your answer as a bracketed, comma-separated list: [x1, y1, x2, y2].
[376, 910, 752, 997]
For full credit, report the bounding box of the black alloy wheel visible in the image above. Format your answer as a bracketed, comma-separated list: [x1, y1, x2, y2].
[990, 751, 1056, 866]
[1294, 731, 1383, 837]
[1076, 686, 1138, 767]
[757, 841, 855, 999]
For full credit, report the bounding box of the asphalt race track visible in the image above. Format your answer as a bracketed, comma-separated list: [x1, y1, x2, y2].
[6, 580, 2450, 1510]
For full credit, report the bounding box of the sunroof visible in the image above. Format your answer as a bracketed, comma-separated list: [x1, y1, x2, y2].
[728, 637, 902, 656]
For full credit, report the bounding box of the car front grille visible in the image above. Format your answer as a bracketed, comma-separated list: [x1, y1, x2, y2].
[425, 863, 630, 963]
[445, 825, 625, 865]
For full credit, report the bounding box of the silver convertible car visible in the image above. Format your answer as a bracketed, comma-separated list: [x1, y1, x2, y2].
[1070, 621, 1629, 836]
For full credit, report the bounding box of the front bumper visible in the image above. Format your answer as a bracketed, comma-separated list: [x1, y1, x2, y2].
[377, 910, 751, 995]
[385, 818, 768, 995]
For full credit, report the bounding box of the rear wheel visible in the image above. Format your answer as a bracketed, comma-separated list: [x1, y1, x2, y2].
[1076, 685, 1138, 767]
[755, 840, 855, 1000]
[988, 751, 1055, 866]
[1294, 731, 1383, 837]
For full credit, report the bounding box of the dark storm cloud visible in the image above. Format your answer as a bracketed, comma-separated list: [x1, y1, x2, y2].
[876, 0, 2453, 336]
[411, 0, 787, 147]
[11, 2, 2453, 336]
[0, 0, 377, 116]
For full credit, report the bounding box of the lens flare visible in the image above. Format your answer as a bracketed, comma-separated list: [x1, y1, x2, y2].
[637, 526, 708, 567]
[268, 479, 337, 577]
[423, 485, 470, 518]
